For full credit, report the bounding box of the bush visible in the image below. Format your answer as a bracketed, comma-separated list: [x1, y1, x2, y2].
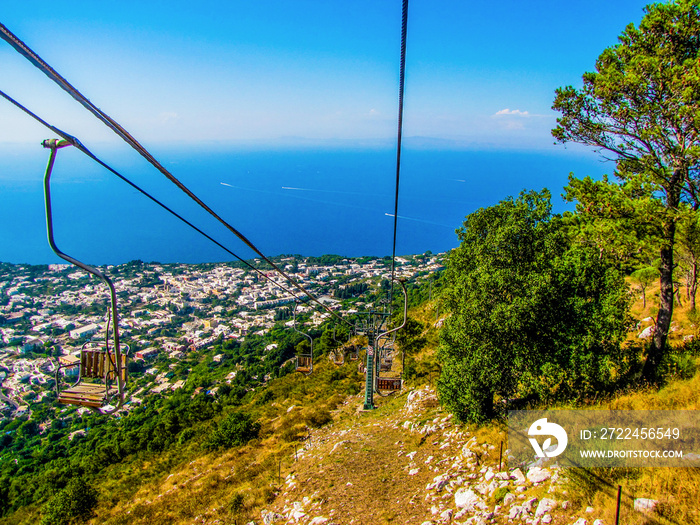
[203, 411, 260, 450]
[437, 190, 633, 423]
[304, 406, 333, 428]
[41, 477, 98, 525]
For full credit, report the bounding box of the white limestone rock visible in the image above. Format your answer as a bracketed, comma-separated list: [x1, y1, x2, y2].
[634, 498, 659, 514]
[522, 497, 538, 514]
[511, 468, 527, 485]
[454, 488, 486, 511]
[508, 505, 523, 520]
[535, 498, 557, 517]
[526, 466, 551, 484]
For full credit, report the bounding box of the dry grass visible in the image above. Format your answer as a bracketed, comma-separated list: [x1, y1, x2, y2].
[32, 280, 695, 525]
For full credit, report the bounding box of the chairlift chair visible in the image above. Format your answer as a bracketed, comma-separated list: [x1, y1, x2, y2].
[55, 341, 129, 410]
[292, 301, 313, 375]
[374, 278, 408, 396]
[43, 139, 129, 415]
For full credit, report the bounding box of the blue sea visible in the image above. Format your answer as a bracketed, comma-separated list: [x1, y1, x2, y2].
[0, 143, 610, 265]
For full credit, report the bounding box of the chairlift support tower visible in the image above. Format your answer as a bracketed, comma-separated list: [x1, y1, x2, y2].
[358, 278, 407, 410]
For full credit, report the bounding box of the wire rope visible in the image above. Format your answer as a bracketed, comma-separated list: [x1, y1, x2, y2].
[0, 89, 318, 311]
[0, 22, 349, 327]
[389, 0, 409, 307]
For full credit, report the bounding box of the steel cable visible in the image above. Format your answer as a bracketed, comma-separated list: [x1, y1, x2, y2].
[389, 0, 409, 307]
[0, 89, 316, 309]
[0, 22, 349, 326]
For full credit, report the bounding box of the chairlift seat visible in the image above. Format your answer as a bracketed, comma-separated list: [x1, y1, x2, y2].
[57, 348, 127, 408]
[377, 377, 402, 391]
[296, 355, 313, 373]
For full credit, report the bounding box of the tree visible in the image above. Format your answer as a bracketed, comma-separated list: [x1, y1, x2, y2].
[631, 266, 660, 308]
[676, 209, 700, 309]
[552, 0, 700, 381]
[437, 190, 633, 423]
[204, 411, 260, 450]
[41, 477, 98, 525]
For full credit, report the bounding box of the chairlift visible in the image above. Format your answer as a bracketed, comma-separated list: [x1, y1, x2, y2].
[328, 325, 344, 366]
[43, 139, 129, 415]
[292, 301, 313, 375]
[374, 279, 408, 396]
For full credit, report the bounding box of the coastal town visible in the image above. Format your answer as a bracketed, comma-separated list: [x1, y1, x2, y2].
[0, 253, 443, 421]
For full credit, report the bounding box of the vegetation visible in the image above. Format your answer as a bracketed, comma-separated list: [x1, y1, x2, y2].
[552, 0, 700, 382]
[437, 190, 634, 422]
[2, 2, 700, 522]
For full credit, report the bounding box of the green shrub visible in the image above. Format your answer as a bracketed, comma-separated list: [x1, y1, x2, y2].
[41, 477, 98, 525]
[203, 411, 260, 450]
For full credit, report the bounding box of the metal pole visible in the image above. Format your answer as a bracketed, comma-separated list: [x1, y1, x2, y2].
[363, 328, 376, 410]
[615, 485, 622, 525]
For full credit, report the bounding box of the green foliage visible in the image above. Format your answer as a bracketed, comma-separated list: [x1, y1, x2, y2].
[552, 0, 700, 381]
[395, 317, 426, 357]
[203, 411, 260, 450]
[40, 477, 98, 525]
[492, 486, 509, 503]
[437, 190, 634, 423]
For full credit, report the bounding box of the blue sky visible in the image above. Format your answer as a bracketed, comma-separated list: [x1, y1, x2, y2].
[1, 0, 651, 150]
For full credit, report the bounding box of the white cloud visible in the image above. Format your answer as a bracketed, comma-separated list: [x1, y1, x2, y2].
[493, 108, 530, 117]
[159, 111, 179, 123]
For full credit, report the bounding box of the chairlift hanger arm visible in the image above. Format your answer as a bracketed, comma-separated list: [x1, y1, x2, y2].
[377, 278, 408, 343]
[42, 139, 120, 355]
[43, 139, 126, 415]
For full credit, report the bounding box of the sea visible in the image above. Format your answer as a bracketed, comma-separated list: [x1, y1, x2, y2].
[0, 143, 610, 265]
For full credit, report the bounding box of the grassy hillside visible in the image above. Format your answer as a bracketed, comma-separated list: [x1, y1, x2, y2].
[4, 276, 700, 524]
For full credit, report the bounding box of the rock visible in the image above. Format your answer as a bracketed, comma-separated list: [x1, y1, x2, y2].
[541, 515, 553, 524]
[638, 325, 655, 339]
[561, 500, 570, 509]
[503, 493, 516, 506]
[535, 498, 557, 517]
[585, 506, 594, 513]
[508, 505, 523, 519]
[484, 468, 495, 481]
[511, 468, 527, 485]
[440, 509, 453, 521]
[409, 468, 420, 475]
[593, 520, 605, 525]
[406, 388, 439, 412]
[262, 511, 284, 524]
[526, 467, 551, 483]
[474, 482, 489, 495]
[308, 518, 329, 525]
[522, 497, 538, 513]
[454, 488, 485, 511]
[634, 498, 659, 514]
[330, 441, 347, 454]
[572, 519, 588, 525]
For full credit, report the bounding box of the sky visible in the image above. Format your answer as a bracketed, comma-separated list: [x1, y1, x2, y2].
[1, 0, 652, 150]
